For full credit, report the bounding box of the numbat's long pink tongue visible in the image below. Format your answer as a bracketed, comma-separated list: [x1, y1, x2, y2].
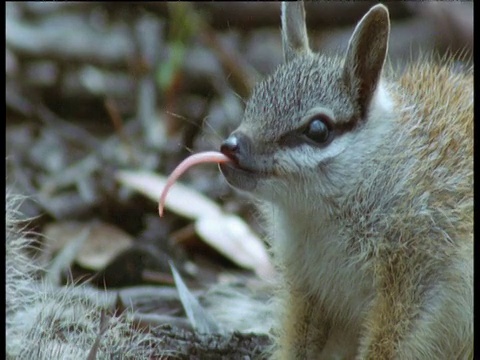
[159, 151, 231, 217]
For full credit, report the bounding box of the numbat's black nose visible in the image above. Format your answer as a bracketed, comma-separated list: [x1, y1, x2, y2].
[220, 135, 240, 161]
[220, 132, 253, 166]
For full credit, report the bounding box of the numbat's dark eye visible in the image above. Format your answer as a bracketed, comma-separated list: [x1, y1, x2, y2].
[304, 117, 331, 144]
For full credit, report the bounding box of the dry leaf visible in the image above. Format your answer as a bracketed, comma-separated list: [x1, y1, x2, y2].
[195, 214, 274, 279]
[116, 170, 222, 219]
[43, 221, 134, 271]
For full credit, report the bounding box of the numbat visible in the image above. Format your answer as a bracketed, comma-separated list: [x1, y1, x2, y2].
[160, 2, 473, 359]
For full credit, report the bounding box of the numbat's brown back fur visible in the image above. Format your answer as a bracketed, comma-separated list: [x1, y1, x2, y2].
[219, 2, 472, 359]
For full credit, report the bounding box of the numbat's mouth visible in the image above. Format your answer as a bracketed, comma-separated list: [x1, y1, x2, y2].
[219, 161, 262, 192]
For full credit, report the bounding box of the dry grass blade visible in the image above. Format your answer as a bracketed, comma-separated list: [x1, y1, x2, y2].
[86, 310, 110, 360]
[170, 262, 221, 334]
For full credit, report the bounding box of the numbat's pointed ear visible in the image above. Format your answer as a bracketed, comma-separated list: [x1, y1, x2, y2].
[282, 1, 311, 62]
[343, 4, 390, 116]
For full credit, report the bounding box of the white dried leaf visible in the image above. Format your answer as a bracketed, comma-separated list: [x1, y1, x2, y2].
[43, 221, 133, 271]
[116, 170, 222, 220]
[196, 214, 274, 279]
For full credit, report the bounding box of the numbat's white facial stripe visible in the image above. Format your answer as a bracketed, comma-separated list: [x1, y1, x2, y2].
[274, 134, 352, 173]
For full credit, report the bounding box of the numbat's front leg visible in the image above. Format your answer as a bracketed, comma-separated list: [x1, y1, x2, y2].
[273, 289, 327, 360]
[357, 252, 473, 360]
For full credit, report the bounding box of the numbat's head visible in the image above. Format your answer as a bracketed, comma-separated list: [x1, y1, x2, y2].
[220, 3, 392, 209]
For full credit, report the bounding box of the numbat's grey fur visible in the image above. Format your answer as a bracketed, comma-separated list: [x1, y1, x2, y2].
[220, 2, 472, 359]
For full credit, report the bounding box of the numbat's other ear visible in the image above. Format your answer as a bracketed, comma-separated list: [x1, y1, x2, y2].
[282, 1, 311, 62]
[343, 4, 390, 116]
